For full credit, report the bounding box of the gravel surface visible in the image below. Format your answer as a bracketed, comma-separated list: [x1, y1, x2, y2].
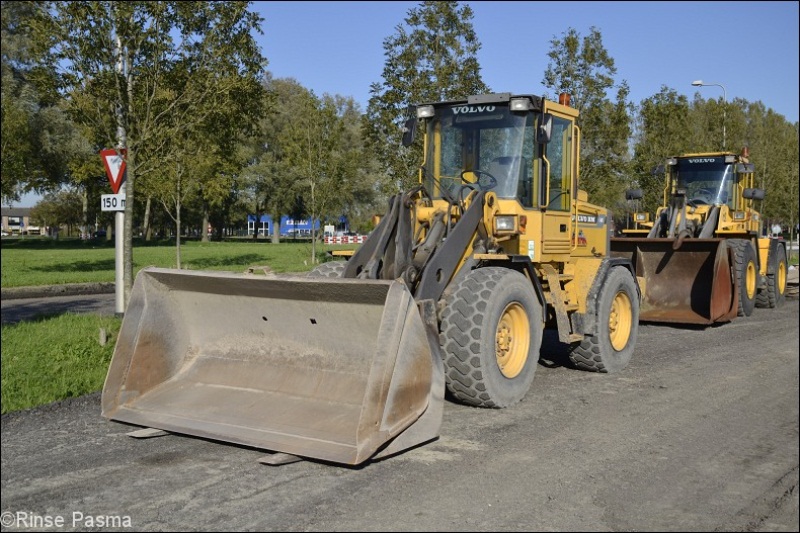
[2, 293, 798, 531]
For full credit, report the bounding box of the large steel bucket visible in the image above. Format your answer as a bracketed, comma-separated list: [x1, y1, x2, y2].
[102, 267, 444, 465]
[610, 238, 738, 324]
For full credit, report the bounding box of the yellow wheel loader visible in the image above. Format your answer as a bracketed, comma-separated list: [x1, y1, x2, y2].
[611, 150, 788, 324]
[102, 93, 642, 465]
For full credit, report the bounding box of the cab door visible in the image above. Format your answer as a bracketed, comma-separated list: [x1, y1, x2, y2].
[541, 114, 574, 259]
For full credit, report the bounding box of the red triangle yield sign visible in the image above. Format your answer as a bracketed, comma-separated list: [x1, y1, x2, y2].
[101, 148, 127, 194]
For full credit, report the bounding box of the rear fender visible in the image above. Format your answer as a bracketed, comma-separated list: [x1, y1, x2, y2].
[570, 258, 640, 337]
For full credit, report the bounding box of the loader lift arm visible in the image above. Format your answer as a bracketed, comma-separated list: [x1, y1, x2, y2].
[343, 187, 488, 304]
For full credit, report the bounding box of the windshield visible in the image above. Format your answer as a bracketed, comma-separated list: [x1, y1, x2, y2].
[422, 104, 536, 205]
[674, 156, 735, 207]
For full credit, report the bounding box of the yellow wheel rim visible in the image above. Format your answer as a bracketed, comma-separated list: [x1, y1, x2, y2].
[495, 302, 530, 379]
[609, 290, 633, 352]
[746, 261, 757, 299]
[777, 260, 787, 295]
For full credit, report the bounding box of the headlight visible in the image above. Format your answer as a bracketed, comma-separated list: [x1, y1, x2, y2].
[494, 215, 517, 233]
[636, 213, 646, 222]
[510, 98, 532, 111]
[733, 211, 746, 220]
[416, 105, 434, 119]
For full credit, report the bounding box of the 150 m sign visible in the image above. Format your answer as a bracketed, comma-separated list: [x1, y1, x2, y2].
[101, 193, 126, 212]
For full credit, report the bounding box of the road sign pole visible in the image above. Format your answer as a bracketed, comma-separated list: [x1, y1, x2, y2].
[115, 210, 124, 316]
[100, 147, 127, 317]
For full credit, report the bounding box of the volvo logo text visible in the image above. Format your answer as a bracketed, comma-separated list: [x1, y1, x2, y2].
[452, 105, 496, 114]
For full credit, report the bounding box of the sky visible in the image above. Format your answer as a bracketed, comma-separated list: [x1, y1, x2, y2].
[252, 0, 798, 119]
[11, 0, 799, 207]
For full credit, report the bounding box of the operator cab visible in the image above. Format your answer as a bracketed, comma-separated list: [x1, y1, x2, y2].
[406, 93, 577, 213]
[668, 153, 755, 210]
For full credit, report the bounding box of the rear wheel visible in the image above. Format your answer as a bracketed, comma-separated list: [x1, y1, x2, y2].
[307, 261, 345, 278]
[570, 267, 639, 373]
[439, 267, 543, 408]
[729, 239, 757, 317]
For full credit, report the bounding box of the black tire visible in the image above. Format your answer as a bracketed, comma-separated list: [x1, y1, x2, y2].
[729, 239, 757, 317]
[763, 244, 788, 308]
[439, 267, 543, 408]
[306, 261, 345, 278]
[569, 267, 639, 373]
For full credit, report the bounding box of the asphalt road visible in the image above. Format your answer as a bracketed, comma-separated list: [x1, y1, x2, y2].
[0, 292, 117, 325]
[1, 289, 798, 531]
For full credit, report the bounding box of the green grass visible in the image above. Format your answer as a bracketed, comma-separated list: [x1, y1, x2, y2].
[1, 237, 352, 288]
[1, 313, 122, 413]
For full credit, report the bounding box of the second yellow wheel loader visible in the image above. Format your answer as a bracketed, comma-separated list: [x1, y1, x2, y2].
[102, 93, 643, 465]
[611, 150, 788, 324]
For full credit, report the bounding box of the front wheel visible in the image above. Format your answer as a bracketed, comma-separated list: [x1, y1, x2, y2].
[439, 267, 543, 408]
[570, 266, 639, 373]
[729, 239, 757, 317]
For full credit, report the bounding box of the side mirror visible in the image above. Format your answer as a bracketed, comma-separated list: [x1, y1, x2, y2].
[736, 163, 755, 174]
[652, 165, 665, 176]
[537, 113, 553, 144]
[625, 188, 643, 200]
[743, 188, 765, 200]
[401, 116, 417, 147]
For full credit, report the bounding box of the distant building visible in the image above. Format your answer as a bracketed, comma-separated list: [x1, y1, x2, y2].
[1, 207, 41, 235]
[246, 215, 322, 237]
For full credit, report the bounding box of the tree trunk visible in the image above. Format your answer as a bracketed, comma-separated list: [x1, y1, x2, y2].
[142, 196, 152, 241]
[123, 157, 135, 305]
[310, 182, 316, 264]
[176, 194, 182, 269]
[201, 201, 210, 243]
[81, 188, 89, 240]
[311, 216, 317, 264]
[272, 211, 280, 243]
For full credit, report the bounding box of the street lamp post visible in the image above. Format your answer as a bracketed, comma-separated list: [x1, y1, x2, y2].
[692, 80, 727, 150]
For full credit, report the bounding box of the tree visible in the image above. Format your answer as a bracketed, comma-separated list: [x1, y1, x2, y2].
[291, 94, 366, 263]
[630, 87, 692, 214]
[542, 27, 632, 211]
[148, 127, 197, 268]
[30, 188, 83, 236]
[30, 1, 266, 304]
[241, 76, 304, 243]
[146, 52, 266, 265]
[327, 96, 377, 234]
[241, 76, 374, 254]
[1, 11, 36, 203]
[583, 82, 634, 211]
[365, 0, 488, 194]
[1, 1, 70, 204]
[2, 0, 103, 229]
